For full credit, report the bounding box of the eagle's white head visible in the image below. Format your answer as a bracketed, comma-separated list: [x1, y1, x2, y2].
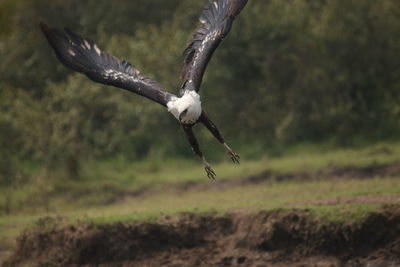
[167, 90, 202, 124]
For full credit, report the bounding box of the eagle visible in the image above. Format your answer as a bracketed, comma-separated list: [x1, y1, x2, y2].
[40, 0, 248, 179]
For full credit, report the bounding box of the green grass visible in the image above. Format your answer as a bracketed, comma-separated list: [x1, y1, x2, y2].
[1, 142, 400, 258]
[1, 176, 398, 236]
[82, 142, 400, 187]
[81, 177, 399, 225]
[2, 141, 400, 215]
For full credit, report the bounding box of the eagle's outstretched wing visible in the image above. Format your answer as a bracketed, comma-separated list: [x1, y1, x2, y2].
[181, 0, 248, 94]
[40, 22, 175, 106]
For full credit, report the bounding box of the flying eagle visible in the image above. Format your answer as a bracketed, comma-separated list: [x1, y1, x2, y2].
[40, 0, 248, 179]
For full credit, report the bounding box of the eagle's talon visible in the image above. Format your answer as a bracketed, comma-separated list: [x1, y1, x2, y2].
[203, 161, 216, 179]
[223, 143, 240, 164]
[228, 150, 240, 164]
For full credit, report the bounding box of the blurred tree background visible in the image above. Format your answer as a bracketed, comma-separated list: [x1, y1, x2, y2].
[0, 0, 399, 185]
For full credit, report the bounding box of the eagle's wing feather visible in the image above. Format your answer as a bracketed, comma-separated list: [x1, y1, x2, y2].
[181, 0, 248, 94]
[40, 22, 174, 106]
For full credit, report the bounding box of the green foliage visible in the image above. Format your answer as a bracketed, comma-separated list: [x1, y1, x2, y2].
[0, 0, 399, 180]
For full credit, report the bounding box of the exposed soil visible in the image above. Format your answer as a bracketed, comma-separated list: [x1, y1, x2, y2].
[6, 205, 400, 266]
[3, 162, 400, 266]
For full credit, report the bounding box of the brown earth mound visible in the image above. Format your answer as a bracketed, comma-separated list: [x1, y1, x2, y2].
[6, 205, 400, 266]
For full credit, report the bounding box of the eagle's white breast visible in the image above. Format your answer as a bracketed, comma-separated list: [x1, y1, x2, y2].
[167, 90, 202, 124]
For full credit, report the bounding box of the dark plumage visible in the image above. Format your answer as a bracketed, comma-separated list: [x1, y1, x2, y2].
[40, 23, 174, 106]
[181, 0, 248, 93]
[41, 0, 248, 178]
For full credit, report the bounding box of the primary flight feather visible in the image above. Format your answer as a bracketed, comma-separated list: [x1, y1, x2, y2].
[41, 0, 248, 179]
[182, 0, 248, 93]
[40, 24, 174, 106]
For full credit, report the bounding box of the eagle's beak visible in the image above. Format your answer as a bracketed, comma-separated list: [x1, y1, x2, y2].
[179, 109, 188, 122]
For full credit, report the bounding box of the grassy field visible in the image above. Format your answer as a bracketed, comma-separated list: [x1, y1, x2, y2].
[1, 142, 400, 262]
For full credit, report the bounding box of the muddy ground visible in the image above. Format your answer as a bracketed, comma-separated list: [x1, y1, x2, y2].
[5, 205, 400, 266]
[3, 162, 400, 266]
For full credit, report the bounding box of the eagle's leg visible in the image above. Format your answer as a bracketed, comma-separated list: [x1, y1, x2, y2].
[182, 125, 216, 179]
[199, 112, 240, 164]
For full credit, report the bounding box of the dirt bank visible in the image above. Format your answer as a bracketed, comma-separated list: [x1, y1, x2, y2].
[6, 205, 400, 266]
